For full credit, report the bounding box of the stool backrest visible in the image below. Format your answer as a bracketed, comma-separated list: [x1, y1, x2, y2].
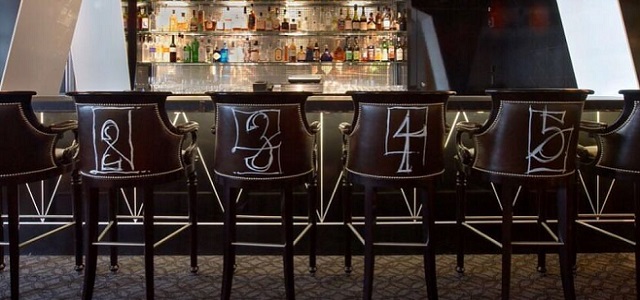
[0, 91, 61, 182]
[209, 92, 315, 182]
[345, 91, 453, 180]
[472, 89, 592, 180]
[596, 90, 640, 176]
[70, 92, 185, 186]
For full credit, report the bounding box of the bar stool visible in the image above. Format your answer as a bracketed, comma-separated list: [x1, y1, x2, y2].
[576, 89, 640, 295]
[68, 91, 199, 300]
[0, 91, 82, 299]
[455, 88, 592, 299]
[207, 92, 318, 300]
[341, 91, 454, 300]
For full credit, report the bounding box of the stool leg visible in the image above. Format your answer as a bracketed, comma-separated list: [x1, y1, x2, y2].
[308, 176, 317, 274]
[536, 188, 547, 273]
[421, 184, 438, 300]
[455, 170, 466, 274]
[500, 184, 514, 300]
[188, 172, 198, 273]
[221, 186, 236, 300]
[0, 187, 5, 271]
[82, 187, 99, 300]
[634, 181, 640, 297]
[7, 185, 20, 300]
[143, 187, 155, 300]
[108, 188, 119, 272]
[71, 170, 84, 271]
[363, 186, 376, 300]
[342, 173, 353, 273]
[557, 180, 576, 300]
[282, 187, 295, 300]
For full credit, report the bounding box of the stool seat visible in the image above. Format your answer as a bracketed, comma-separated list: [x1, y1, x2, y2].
[69, 91, 199, 300]
[341, 90, 454, 300]
[208, 91, 318, 300]
[0, 91, 82, 300]
[455, 88, 593, 300]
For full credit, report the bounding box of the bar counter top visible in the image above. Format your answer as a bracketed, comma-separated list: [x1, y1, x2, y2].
[31, 94, 624, 112]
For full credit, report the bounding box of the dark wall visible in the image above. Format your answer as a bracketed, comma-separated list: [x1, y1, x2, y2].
[413, 0, 576, 94]
[0, 0, 20, 81]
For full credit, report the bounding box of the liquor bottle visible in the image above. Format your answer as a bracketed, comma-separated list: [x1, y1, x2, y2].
[190, 10, 199, 32]
[375, 7, 383, 30]
[256, 12, 266, 31]
[183, 38, 191, 63]
[337, 8, 345, 31]
[388, 36, 395, 61]
[382, 8, 391, 30]
[197, 5, 205, 31]
[228, 41, 237, 62]
[148, 6, 156, 31]
[353, 37, 360, 61]
[290, 18, 297, 31]
[140, 8, 149, 31]
[320, 44, 333, 62]
[351, 5, 359, 30]
[333, 40, 345, 62]
[345, 8, 352, 31]
[169, 10, 177, 32]
[398, 10, 407, 31]
[360, 37, 368, 61]
[198, 38, 206, 62]
[367, 36, 375, 61]
[250, 41, 260, 62]
[272, 8, 281, 31]
[179, 12, 188, 31]
[141, 37, 150, 62]
[360, 7, 368, 31]
[381, 37, 389, 61]
[367, 13, 376, 30]
[305, 43, 314, 62]
[147, 37, 156, 62]
[205, 12, 216, 31]
[395, 37, 404, 61]
[169, 35, 177, 62]
[297, 46, 306, 62]
[265, 8, 273, 31]
[212, 44, 221, 62]
[136, 8, 142, 30]
[248, 5, 256, 30]
[345, 37, 353, 61]
[204, 39, 213, 63]
[281, 18, 290, 31]
[313, 42, 321, 61]
[274, 42, 284, 62]
[191, 37, 200, 62]
[288, 39, 297, 62]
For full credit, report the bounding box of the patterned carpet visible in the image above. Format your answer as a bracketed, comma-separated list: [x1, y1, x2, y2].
[0, 253, 636, 299]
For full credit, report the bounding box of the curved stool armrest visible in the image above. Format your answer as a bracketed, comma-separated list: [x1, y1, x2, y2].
[309, 121, 321, 134]
[455, 121, 482, 167]
[580, 120, 609, 135]
[177, 121, 199, 162]
[338, 122, 352, 135]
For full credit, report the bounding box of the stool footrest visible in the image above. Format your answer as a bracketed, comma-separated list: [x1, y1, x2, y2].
[374, 242, 428, 247]
[233, 241, 285, 248]
[576, 221, 636, 245]
[94, 242, 145, 247]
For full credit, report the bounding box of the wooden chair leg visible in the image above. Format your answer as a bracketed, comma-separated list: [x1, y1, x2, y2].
[363, 186, 376, 300]
[282, 187, 295, 300]
[557, 180, 576, 300]
[634, 182, 640, 297]
[221, 186, 236, 300]
[0, 187, 5, 271]
[82, 187, 99, 300]
[342, 174, 353, 274]
[7, 185, 20, 300]
[188, 172, 199, 273]
[536, 187, 547, 273]
[500, 184, 514, 300]
[308, 177, 318, 274]
[108, 188, 119, 272]
[421, 183, 438, 300]
[143, 187, 155, 300]
[455, 170, 466, 274]
[71, 171, 84, 271]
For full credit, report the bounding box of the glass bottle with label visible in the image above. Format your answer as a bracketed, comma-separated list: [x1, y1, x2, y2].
[190, 10, 199, 32]
[205, 12, 216, 31]
[353, 37, 360, 62]
[288, 39, 297, 62]
[256, 12, 266, 31]
[344, 8, 352, 31]
[333, 40, 345, 62]
[191, 37, 200, 62]
[360, 7, 368, 31]
[345, 37, 353, 61]
[338, 8, 345, 31]
[169, 35, 177, 62]
[297, 46, 306, 62]
[248, 5, 256, 30]
[320, 44, 333, 62]
[381, 37, 389, 61]
[351, 5, 359, 31]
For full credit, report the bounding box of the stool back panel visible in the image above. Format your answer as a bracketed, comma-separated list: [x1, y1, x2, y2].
[74, 94, 183, 182]
[473, 91, 588, 178]
[597, 91, 640, 174]
[0, 92, 58, 178]
[213, 95, 314, 180]
[346, 92, 450, 179]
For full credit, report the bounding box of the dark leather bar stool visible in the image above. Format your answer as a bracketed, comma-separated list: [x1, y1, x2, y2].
[455, 88, 593, 300]
[341, 91, 454, 300]
[208, 92, 318, 300]
[0, 91, 82, 299]
[68, 91, 199, 300]
[577, 89, 640, 296]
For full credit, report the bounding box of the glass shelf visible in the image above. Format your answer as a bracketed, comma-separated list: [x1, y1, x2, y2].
[140, 29, 406, 37]
[149, 1, 406, 8]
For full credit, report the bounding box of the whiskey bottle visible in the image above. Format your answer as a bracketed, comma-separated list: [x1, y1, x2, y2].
[344, 8, 352, 31]
[320, 44, 333, 62]
[297, 46, 306, 62]
[338, 8, 345, 31]
[333, 40, 345, 62]
[169, 10, 178, 32]
[190, 10, 198, 32]
[351, 5, 360, 30]
[359, 7, 368, 31]
[169, 35, 177, 62]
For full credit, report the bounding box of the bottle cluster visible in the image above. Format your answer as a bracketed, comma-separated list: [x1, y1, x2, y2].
[129, 3, 407, 33]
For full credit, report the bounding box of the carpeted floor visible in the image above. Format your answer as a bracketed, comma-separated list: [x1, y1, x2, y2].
[0, 253, 636, 299]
